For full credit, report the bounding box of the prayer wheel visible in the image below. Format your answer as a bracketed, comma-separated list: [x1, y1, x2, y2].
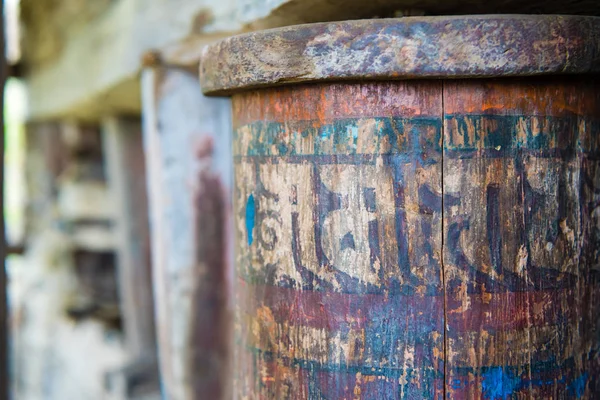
[200, 15, 600, 398]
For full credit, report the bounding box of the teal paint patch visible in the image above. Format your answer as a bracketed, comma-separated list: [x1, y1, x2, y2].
[444, 114, 600, 153]
[482, 367, 519, 400]
[568, 373, 588, 398]
[350, 125, 359, 141]
[236, 116, 442, 157]
[236, 115, 600, 159]
[246, 194, 255, 245]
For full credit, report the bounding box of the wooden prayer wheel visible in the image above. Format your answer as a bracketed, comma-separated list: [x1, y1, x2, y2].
[200, 16, 600, 398]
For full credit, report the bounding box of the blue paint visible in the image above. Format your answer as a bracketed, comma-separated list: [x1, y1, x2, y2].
[482, 367, 519, 400]
[320, 124, 333, 139]
[568, 373, 588, 398]
[246, 194, 255, 246]
[277, 142, 288, 155]
[347, 125, 359, 147]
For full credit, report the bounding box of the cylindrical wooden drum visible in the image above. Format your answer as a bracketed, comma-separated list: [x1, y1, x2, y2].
[201, 16, 600, 398]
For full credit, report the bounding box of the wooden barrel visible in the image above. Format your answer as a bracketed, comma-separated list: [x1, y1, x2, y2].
[200, 16, 600, 399]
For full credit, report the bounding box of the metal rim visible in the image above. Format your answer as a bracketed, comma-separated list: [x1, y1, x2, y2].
[199, 15, 600, 95]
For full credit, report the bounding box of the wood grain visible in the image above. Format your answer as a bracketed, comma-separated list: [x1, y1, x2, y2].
[200, 16, 600, 95]
[228, 77, 600, 398]
[442, 77, 600, 399]
[232, 82, 445, 398]
[203, 16, 600, 398]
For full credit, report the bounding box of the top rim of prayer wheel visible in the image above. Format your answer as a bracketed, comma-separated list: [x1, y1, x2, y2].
[199, 15, 600, 95]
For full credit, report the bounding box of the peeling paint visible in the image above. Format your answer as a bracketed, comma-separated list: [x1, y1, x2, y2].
[228, 78, 600, 398]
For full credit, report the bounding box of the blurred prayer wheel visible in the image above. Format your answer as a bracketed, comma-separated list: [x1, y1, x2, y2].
[200, 15, 600, 398]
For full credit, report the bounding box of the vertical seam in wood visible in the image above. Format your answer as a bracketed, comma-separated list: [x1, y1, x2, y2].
[441, 80, 447, 400]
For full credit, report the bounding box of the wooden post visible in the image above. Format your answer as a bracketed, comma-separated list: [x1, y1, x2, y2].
[141, 64, 233, 400]
[0, 1, 7, 397]
[102, 116, 160, 398]
[200, 16, 600, 398]
[102, 116, 156, 359]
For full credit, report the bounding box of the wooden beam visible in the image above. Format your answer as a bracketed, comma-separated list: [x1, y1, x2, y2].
[23, 0, 248, 121]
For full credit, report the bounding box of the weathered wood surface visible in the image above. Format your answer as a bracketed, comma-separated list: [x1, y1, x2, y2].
[442, 78, 600, 398]
[141, 66, 233, 400]
[202, 16, 600, 397]
[227, 77, 600, 398]
[200, 15, 600, 95]
[232, 82, 445, 398]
